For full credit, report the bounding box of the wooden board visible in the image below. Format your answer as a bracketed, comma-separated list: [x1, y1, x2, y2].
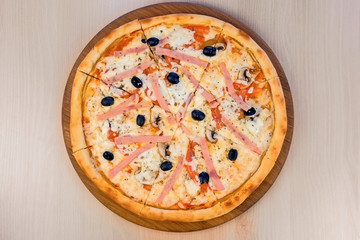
[61, 2, 294, 232]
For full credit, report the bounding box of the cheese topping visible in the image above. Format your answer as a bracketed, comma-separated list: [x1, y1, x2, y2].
[168, 27, 195, 48]
[80, 21, 277, 209]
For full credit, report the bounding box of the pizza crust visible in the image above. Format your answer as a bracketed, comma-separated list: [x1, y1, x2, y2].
[140, 202, 224, 222]
[219, 76, 287, 213]
[215, 22, 287, 213]
[70, 19, 142, 152]
[221, 22, 279, 80]
[140, 13, 225, 32]
[139, 16, 287, 220]
[69, 14, 288, 222]
[73, 148, 146, 215]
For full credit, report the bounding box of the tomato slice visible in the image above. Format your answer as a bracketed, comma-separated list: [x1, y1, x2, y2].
[200, 183, 210, 193]
[184, 141, 199, 183]
[165, 56, 180, 68]
[143, 184, 152, 191]
[211, 106, 224, 129]
[233, 82, 248, 90]
[233, 80, 263, 99]
[184, 141, 212, 193]
[107, 129, 119, 142]
[255, 71, 264, 81]
[182, 25, 210, 50]
[183, 25, 210, 34]
[143, 66, 157, 75]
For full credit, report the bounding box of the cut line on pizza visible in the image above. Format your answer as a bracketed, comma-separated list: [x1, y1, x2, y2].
[70, 14, 287, 222]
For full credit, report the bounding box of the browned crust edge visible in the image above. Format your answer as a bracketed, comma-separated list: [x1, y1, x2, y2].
[70, 19, 148, 217]
[215, 22, 287, 214]
[70, 19, 141, 152]
[221, 22, 279, 80]
[73, 149, 146, 215]
[139, 13, 225, 31]
[138, 16, 287, 221]
[219, 78, 287, 213]
[69, 15, 287, 222]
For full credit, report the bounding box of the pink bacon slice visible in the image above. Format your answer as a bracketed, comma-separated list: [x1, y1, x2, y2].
[108, 143, 156, 178]
[221, 116, 262, 155]
[176, 92, 194, 122]
[115, 135, 171, 145]
[219, 62, 251, 111]
[156, 155, 185, 203]
[97, 95, 135, 120]
[97, 99, 150, 121]
[148, 73, 176, 125]
[113, 45, 148, 57]
[198, 137, 225, 191]
[180, 123, 193, 137]
[179, 66, 217, 106]
[155, 47, 209, 68]
[105, 61, 151, 85]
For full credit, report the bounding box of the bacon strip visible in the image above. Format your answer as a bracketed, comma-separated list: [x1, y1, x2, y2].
[148, 73, 176, 125]
[158, 37, 168, 46]
[197, 86, 217, 104]
[208, 100, 219, 108]
[97, 95, 136, 120]
[106, 61, 150, 85]
[221, 116, 262, 155]
[156, 47, 209, 68]
[97, 101, 151, 121]
[114, 45, 148, 57]
[219, 62, 251, 111]
[156, 155, 185, 203]
[198, 137, 225, 191]
[115, 135, 171, 145]
[108, 143, 155, 178]
[179, 66, 217, 106]
[180, 123, 193, 137]
[176, 92, 194, 122]
[179, 66, 200, 88]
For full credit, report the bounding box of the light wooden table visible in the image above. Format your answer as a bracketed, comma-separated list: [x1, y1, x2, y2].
[1, 0, 359, 239]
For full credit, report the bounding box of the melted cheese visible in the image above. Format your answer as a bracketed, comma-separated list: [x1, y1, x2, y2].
[185, 178, 200, 196]
[168, 27, 195, 48]
[246, 117, 264, 135]
[145, 24, 177, 40]
[81, 22, 278, 209]
[97, 55, 139, 79]
[199, 66, 226, 99]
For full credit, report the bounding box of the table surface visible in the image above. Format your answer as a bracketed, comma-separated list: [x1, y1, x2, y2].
[1, 0, 359, 239]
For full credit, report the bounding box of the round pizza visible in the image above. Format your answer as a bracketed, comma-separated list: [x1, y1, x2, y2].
[70, 14, 287, 222]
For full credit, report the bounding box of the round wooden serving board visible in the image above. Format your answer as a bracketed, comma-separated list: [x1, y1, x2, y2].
[62, 2, 294, 232]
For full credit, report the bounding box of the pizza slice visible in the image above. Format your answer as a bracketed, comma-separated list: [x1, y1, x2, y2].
[178, 76, 224, 138]
[93, 42, 159, 105]
[139, 15, 225, 115]
[204, 65, 275, 154]
[198, 23, 276, 104]
[81, 74, 180, 149]
[141, 128, 223, 220]
[141, 128, 190, 209]
[150, 64, 199, 116]
[140, 15, 224, 69]
[201, 130, 261, 199]
[209, 97, 274, 155]
[83, 136, 166, 210]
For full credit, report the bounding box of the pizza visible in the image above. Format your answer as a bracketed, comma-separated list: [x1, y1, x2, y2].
[70, 14, 287, 222]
